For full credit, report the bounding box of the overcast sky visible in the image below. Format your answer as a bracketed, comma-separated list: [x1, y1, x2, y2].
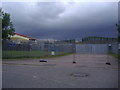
[2, 2, 118, 40]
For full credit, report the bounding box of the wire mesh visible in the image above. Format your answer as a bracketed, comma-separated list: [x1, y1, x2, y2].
[2, 40, 74, 59]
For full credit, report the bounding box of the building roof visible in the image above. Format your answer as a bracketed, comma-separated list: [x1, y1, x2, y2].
[14, 33, 36, 40]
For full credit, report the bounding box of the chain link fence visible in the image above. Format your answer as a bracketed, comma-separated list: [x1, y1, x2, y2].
[2, 40, 74, 59]
[111, 42, 118, 54]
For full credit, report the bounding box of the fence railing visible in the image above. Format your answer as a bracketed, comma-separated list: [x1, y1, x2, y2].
[2, 40, 74, 59]
[2, 40, 119, 59]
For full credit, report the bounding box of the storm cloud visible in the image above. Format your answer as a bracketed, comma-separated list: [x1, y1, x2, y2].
[2, 2, 118, 40]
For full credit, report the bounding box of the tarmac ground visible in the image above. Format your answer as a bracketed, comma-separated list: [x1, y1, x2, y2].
[2, 54, 119, 88]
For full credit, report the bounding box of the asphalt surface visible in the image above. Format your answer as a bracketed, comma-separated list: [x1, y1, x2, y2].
[2, 54, 119, 88]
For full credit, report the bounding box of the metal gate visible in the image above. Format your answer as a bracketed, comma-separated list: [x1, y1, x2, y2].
[76, 44, 108, 54]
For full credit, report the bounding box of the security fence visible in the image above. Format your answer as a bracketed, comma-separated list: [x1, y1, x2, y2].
[2, 39, 119, 59]
[76, 44, 108, 54]
[76, 43, 119, 55]
[111, 42, 119, 55]
[2, 40, 74, 59]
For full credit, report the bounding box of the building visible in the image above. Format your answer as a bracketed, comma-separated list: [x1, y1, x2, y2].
[81, 36, 117, 44]
[10, 33, 37, 44]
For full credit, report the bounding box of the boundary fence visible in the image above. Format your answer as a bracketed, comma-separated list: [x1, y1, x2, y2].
[2, 40, 74, 58]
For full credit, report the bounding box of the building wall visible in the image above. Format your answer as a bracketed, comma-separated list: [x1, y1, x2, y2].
[11, 34, 30, 41]
[10, 34, 37, 44]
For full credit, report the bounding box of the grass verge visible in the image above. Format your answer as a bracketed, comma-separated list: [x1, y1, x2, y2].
[2, 50, 73, 60]
[110, 53, 120, 60]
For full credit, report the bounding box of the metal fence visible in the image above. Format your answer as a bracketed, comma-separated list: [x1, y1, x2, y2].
[76, 43, 119, 55]
[2, 40, 74, 58]
[2, 39, 119, 59]
[111, 42, 118, 54]
[76, 44, 108, 54]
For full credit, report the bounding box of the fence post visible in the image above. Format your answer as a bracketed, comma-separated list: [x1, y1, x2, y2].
[72, 39, 76, 64]
[118, 43, 120, 63]
[106, 44, 111, 65]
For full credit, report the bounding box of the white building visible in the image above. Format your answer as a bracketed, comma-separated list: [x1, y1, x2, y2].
[10, 33, 37, 44]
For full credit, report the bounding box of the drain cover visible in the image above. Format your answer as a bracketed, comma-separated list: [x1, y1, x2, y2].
[71, 73, 89, 77]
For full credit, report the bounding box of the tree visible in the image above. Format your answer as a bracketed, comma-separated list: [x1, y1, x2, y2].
[1, 9, 15, 39]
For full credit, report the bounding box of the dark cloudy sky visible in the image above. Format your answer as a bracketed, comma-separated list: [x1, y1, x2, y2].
[2, 2, 118, 40]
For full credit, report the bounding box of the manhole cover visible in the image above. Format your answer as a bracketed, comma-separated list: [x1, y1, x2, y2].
[71, 73, 89, 77]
